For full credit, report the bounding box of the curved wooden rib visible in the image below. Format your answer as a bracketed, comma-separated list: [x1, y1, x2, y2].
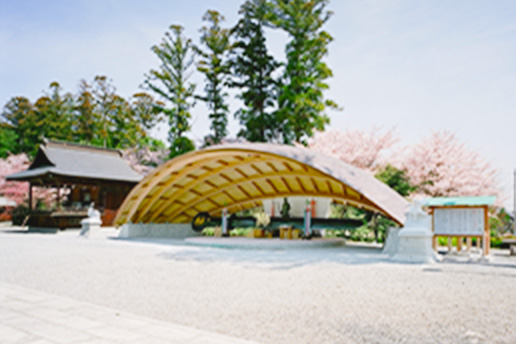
[141, 156, 271, 223]
[156, 169, 333, 222]
[118, 150, 238, 224]
[138, 155, 261, 223]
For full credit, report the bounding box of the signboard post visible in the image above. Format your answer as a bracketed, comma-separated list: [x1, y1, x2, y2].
[426, 196, 495, 256]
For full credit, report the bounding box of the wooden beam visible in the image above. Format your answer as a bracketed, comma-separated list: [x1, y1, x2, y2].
[234, 167, 248, 178]
[250, 163, 263, 175]
[143, 158, 265, 222]
[265, 179, 279, 194]
[171, 176, 382, 223]
[139, 155, 263, 223]
[308, 177, 319, 193]
[279, 177, 292, 193]
[115, 150, 245, 224]
[218, 173, 233, 183]
[236, 185, 252, 198]
[161, 170, 325, 221]
[296, 177, 307, 193]
[121, 155, 218, 223]
[265, 161, 279, 173]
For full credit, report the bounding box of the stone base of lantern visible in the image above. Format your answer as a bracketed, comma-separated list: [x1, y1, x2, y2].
[391, 226, 440, 264]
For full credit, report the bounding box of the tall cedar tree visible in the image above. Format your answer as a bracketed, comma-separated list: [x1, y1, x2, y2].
[145, 25, 196, 158]
[231, 0, 280, 142]
[1, 78, 161, 156]
[1, 96, 38, 156]
[271, 0, 339, 144]
[89, 76, 149, 149]
[196, 10, 232, 146]
[1, 83, 75, 156]
[91, 76, 117, 148]
[34, 82, 75, 143]
[74, 80, 97, 144]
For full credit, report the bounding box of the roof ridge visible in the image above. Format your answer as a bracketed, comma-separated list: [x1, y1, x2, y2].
[44, 138, 123, 156]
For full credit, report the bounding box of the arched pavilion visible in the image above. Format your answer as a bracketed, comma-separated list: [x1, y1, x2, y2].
[114, 143, 407, 236]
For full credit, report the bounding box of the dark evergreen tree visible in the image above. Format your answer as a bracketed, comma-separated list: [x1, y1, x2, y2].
[74, 80, 98, 144]
[270, 0, 339, 144]
[145, 25, 196, 158]
[196, 10, 232, 146]
[231, 0, 280, 142]
[34, 82, 74, 142]
[0, 97, 35, 155]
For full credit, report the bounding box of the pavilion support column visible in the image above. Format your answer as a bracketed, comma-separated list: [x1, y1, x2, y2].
[28, 182, 33, 211]
[56, 182, 61, 211]
[484, 206, 490, 256]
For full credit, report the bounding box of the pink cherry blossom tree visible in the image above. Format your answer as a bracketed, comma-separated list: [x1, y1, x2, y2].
[304, 127, 399, 172]
[0, 153, 56, 207]
[123, 146, 168, 176]
[399, 130, 501, 199]
[0, 153, 31, 205]
[304, 128, 501, 201]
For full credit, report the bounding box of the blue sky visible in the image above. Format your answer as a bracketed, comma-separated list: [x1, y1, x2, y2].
[1, 0, 516, 208]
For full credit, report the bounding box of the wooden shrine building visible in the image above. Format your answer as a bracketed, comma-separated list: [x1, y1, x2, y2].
[7, 139, 142, 228]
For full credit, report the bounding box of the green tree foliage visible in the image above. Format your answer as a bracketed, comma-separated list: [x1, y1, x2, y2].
[375, 164, 415, 197]
[145, 25, 196, 158]
[1, 77, 164, 157]
[130, 92, 163, 133]
[74, 80, 97, 144]
[196, 10, 232, 145]
[230, 0, 280, 142]
[87, 76, 157, 149]
[34, 82, 74, 142]
[1, 96, 37, 156]
[270, 0, 338, 144]
[0, 126, 18, 158]
[90, 75, 119, 148]
[0, 82, 76, 157]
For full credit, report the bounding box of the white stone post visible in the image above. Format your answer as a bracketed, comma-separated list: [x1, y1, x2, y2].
[222, 208, 228, 236]
[304, 200, 311, 237]
[79, 203, 102, 238]
[391, 201, 440, 263]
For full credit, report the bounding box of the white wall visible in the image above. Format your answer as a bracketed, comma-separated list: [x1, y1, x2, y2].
[118, 223, 200, 239]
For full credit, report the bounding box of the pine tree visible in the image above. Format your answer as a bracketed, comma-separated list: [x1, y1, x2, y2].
[74, 80, 98, 144]
[34, 82, 74, 142]
[145, 25, 196, 158]
[231, 0, 280, 142]
[196, 10, 232, 146]
[1, 97, 36, 156]
[270, 0, 339, 144]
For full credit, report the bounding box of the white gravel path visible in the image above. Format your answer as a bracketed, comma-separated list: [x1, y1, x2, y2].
[1, 227, 516, 344]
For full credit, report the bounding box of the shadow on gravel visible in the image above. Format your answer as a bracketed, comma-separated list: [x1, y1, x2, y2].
[0, 228, 58, 234]
[155, 244, 390, 270]
[114, 237, 516, 272]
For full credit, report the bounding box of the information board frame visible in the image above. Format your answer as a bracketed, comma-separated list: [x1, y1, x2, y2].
[429, 204, 490, 256]
[433, 207, 485, 236]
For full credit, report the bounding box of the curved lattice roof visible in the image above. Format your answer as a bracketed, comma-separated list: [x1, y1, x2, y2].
[114, 143, 408, 226]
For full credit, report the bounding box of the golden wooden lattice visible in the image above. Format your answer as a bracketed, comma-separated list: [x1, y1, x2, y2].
[114, 144, 407, 226]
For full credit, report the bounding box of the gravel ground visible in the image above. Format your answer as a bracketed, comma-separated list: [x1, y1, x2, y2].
[1, 227, 516, 344]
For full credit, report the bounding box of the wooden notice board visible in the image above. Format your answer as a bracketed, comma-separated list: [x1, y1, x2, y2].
[425, 196, 495, 256]
[433, 208, 485, 236]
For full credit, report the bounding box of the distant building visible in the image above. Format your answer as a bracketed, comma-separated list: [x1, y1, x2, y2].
[6, 139, 142, 229]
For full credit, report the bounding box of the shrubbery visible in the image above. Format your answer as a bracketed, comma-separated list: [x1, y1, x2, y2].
[11, 205, 29, 225]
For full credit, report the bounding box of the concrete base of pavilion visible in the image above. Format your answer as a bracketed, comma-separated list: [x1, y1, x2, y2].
[184, 237, 346, 249]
